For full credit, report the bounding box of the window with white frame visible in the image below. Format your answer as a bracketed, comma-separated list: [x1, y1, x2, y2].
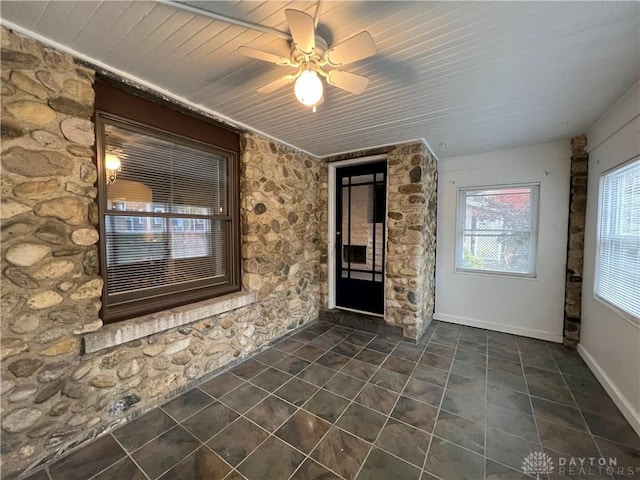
[456, 184, 539, 276]
[596, 158, 640, 320]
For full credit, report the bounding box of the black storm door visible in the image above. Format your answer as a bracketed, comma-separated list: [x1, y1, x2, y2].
[336, 161, 386, 314]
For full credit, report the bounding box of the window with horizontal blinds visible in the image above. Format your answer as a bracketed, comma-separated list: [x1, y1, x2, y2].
[96, 112, 240, 323]
[596, 158, 640, 320]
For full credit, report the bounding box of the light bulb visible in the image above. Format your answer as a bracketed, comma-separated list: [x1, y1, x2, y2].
[294, 70, 323, 106]
[105, 153, 121, 171]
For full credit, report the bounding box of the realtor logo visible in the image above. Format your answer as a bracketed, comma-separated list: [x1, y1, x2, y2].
[522, 451, 555, 478]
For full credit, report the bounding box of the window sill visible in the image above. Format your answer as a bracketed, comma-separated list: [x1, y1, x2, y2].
[593, 294, 640, 329]
[83, 290, 257, 354]
[454, 268, 537, 279]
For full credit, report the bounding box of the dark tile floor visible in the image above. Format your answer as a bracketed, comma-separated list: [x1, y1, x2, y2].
[24, 321, 640, 480]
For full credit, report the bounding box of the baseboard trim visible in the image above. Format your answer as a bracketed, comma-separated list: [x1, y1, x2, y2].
[577, 344, 640, 437]
[433, 313, 563, 343]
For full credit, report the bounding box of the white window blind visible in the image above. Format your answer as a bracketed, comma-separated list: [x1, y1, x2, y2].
[456, 184, 539, 276]
[596, 158, 640, 320]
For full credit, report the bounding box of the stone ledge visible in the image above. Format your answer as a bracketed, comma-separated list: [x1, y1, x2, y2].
[319, 308, 406, 341]
[83, 291, 258, 353]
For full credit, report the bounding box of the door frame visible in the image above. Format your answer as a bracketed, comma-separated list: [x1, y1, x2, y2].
[327, 154, 388, 313]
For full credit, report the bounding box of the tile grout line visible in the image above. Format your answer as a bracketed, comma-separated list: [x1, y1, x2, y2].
[225, 334, 335, 476]
[83, 392, 222, 480]
[159, 385, 219, 424]
[420, 322, 459, 479]
[349, 335, 434, 479]
[106, 433, 153, 480]
[423, 324, 482, 475]
[153, 409, 234, 480]
[278, 326, 584, 476]
[235, 326, 348, 479]
[288, 326, 387, 480]
[52, 322, 616, 478]
[458, 329, 545, 477]
[69, 325, 450, 479]
[552, 348, 616, 480]
[162, 368, 310, 480]
[223, 350, 329, 480]
[447, 327, 491, 478]
[287, 330, 387, 480]
[42, 322, 626, 480]
[290, 329, 423, 479]
[208, 412, 268, 453]
[27, 428, 132, 480]
[483, 329, 489, 480]
[227, 324, 357, 480]
[519, 338, 549, 480]
[231, 420, 286, 478]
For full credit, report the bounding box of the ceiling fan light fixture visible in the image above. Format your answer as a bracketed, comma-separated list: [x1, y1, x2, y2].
[238, 8, 376, 110]
[294, 68, 323, 107]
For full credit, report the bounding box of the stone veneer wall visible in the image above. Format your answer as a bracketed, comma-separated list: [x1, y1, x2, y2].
[0, 27, 326, 479]
[240, 132, 327, 315]
[385, 141, 438, 340]
[563, 135, 588, 348]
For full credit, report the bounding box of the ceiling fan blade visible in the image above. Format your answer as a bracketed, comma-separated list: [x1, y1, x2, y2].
[285, 9, 315, 55]
[327, 70, 370, 94]
[257, 74, 297, 94]
[325, 31, 376, 67]
[238, 46, 292, 66]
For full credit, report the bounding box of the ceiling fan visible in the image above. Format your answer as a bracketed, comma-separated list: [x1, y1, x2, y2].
[238, 9, 376, 111]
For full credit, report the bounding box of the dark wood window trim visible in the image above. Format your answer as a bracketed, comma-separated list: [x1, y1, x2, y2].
[94, 79, 240, 152]
[95, 81, 241, 323]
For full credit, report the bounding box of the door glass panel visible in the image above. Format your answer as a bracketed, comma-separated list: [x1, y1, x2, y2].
[351, 174, 374, 185]
[374, 222, 384, 272]
[351, 271, 372, 280]
[336, 161, 386, 314]
[341, 187, 350, 270]
[340, 180, 383, 280]
[349, 184, 373, 272]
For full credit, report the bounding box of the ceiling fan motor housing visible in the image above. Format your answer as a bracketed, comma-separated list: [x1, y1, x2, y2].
[291, 35, 328, 65]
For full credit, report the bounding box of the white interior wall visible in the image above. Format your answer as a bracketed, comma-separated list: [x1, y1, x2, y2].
[579, 82, 640, 435]
[435, 141, 571, 342]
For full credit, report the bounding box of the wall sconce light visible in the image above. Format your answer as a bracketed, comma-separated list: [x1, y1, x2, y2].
[105, 152, 121, 186]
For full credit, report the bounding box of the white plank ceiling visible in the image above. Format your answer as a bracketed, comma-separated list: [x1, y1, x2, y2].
[1, 1, 638, 158]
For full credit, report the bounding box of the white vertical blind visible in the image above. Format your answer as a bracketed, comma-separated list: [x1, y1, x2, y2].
[596, 158, 640, 320]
